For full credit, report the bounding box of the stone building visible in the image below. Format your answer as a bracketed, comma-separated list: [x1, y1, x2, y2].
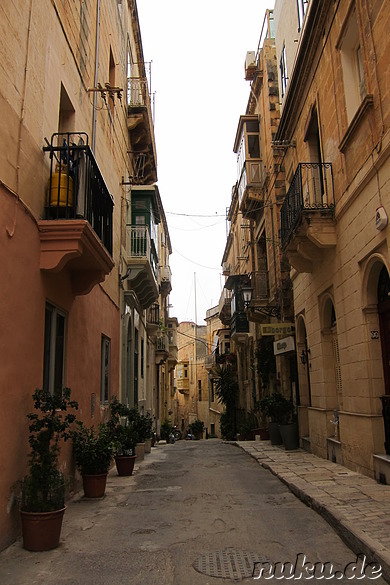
[273, 0, 390, 479]
[215, 9, 296, 433]
[0, 0, 174, 549]
[175, 321, 208, 435]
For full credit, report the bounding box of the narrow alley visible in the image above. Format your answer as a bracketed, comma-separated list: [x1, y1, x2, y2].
[0, 440, 387, 585]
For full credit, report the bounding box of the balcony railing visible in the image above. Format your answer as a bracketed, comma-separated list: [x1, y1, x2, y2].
[156, 333, 169, 353]
[125, 225, 158, 282]
[127, 77, 149, 109]
[280, 162, 334, 248]
[147, 303, 160, 326]
[43, 132, 113, 255]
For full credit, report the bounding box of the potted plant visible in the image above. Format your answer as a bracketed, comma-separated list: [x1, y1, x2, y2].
[160, 419, 173, 442]
[20, 387, 78, 551]
[71, 421, 113, 498]
[107, 397, 138, 476]
[259, 392, 293, 446]
[189, 419, 204, 440]
[141, 413, 153, 453]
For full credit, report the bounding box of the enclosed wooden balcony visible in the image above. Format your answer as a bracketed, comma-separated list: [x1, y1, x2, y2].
[280, 162, 336, 272]
[124, 225, 159, 310]
[160, 265, 172, 297]
[233, 116, 265, 219]
[40, 133, 114, 296]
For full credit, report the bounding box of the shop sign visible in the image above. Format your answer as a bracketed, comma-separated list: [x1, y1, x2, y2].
[260, 323, 295, 336]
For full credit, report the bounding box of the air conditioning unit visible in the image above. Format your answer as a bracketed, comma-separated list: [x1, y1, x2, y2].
[245, 51, 257, 81]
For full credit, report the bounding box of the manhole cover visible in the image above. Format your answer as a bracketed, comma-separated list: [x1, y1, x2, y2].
[193, 548, 268, 580]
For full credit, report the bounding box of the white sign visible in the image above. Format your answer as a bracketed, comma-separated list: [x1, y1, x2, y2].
[273, 336, 296, 355]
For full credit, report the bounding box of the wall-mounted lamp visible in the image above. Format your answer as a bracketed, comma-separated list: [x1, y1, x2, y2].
[241, 284, 252, 308]
[300, 348, 310, 366]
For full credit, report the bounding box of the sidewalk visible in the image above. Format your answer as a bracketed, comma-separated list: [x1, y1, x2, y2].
[235, 440, 390, 583]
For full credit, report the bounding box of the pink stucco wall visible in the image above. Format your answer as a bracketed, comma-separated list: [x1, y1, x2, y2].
[0, 187, 119, 550]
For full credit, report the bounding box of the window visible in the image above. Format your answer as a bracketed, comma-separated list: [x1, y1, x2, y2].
[280, 43, 288, 98]
[43, 303, 66, 395]
[198, 380, 202, 402]
[101, 335, 110, 404]
[210, 379, 215, 403]
[339, 9, 367, 123]
[297, 0, 309, 32]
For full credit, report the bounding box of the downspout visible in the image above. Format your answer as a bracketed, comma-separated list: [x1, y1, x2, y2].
[91, 0, 101, 153]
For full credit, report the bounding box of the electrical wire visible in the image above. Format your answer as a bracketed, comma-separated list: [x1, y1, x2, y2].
[172, 247, 221, 271]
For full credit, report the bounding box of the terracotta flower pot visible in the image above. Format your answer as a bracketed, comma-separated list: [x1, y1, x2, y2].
[115, 455, 137, 476]
[82, 473, 108, 498]
[20, 507, 66, 551]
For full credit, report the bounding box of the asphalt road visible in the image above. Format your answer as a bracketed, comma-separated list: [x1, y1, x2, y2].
[0, 440, 386, 584]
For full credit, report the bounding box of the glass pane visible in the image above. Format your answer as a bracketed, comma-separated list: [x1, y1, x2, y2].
[247, 135, 260, 158]
[54, 313, 65, 394]
[43, 306, 53, 392]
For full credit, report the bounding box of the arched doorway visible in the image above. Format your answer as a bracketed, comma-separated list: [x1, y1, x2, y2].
[378, 266, 390, 395]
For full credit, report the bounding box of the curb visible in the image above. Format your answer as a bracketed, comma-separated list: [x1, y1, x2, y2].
[237, 443, 390, 584]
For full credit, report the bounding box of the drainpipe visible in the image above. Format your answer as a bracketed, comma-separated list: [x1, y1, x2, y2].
[91, 0, 101, 153]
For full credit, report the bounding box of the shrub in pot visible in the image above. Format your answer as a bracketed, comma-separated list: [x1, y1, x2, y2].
[189, 419, 204, 440]
[107, 397, 138, 476]
[20, 387, 78, 551]
[259, 392, 293, 446]
[71, 421, 113, 497]
[160, 419, 173, 441]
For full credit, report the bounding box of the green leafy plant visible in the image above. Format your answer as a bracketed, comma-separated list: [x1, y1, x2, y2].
[258, 392, 293, 424]
[21, 388, 78, 512]
[213, 365, 238, 409]
[189, 419, 204, 438]
[107, 397, 139, 455]
[71, 422, 113, 475]
[160, 419, 173, 441]
[238, 411, 259, 440]
[219, 411, 235, 441]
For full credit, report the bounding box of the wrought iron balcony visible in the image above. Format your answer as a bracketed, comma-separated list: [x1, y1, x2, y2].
[43, 133, 113, 254]
[124, 226, 159, 310]
[155, 333, 169, 365]
[39, 132, 114, 295]
[280, 162, 336, 272]
[127, 77, 157, 184]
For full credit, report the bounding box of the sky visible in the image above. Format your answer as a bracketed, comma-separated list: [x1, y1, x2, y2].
[136, 0, 273, 325]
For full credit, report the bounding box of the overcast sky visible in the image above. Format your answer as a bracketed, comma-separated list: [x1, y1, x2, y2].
[137, 0, 273, 325]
